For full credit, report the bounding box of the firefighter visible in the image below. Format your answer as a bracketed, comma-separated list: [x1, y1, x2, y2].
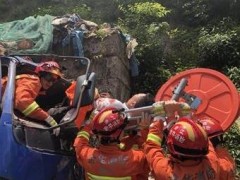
[120, 93, 155, 150]
[144, 100, 221, 180]
[89, 92, 155, 150]
[1, 61, 62, 136]
[198, 117, 236, 180]
[74, 107, 149, 180]
[82, 92, 154, 148]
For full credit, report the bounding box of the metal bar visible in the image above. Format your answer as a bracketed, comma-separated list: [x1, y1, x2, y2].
[0, 57, 2, 102]
[15, 56, 38, 66]
[1, 58, 17, 124]
[124, 106, 153, 114]
[171, 78, 188, 101]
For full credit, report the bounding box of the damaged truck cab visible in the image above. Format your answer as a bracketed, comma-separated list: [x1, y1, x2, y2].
[0, 55, 96, 180]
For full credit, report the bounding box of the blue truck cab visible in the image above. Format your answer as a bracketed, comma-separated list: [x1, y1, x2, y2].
[0, 55, 96, 180]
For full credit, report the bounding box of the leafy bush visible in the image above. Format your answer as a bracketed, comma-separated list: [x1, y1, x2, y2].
[197, 18, 240, 70]
[118, 2, 170, 48]
[117, 2, 173, 94]
[224, 120, 240, 176]
[34, 3, 91, 19]
[225, 66, 240, 176]
[226, 66, 240, 91]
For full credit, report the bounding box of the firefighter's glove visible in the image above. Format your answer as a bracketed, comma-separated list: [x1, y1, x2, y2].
[152, 101, 166, 117]
[45, 116, 60, 136]
[178, 102, 191, 117]
[153, 100, 179, 123]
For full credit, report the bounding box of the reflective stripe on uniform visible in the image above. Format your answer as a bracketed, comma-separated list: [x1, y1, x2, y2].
[16, 75, 23, 80]
[131, 144, 139, 150]
[119, 143, 125, 150]
[77, 130, 90, 140]
[48, 119, 58, 126]
[22, 101, 39, 116]
[87, 172, 131, 180]
[147, 133, 162, 146]
[15, 74, 39, 80]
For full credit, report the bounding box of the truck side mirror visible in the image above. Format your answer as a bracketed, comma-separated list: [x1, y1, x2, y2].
[72, 72, 96, 108]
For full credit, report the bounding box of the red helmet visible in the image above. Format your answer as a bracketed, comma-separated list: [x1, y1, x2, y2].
[35, 61, 62, 77]
[92, 107, 127, 139]
[198, 117, 224, 138]
[167, 117, 209, 158]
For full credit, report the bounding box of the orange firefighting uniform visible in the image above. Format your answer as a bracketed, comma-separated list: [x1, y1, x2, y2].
[1, 74, 49, 120]
[74, 125, 149, 180]
[65, 80, 76, 106]
[120, 128, 149, 150]
[216, 146, 236, 180]
[144, 120, 221, 180]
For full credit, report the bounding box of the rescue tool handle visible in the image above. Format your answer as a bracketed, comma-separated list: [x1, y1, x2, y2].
[124, 102, 190, 121]
[171, 78, 188, 101]
[124, 106, 153, 114]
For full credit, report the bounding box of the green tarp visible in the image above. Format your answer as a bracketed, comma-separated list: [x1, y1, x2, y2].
[0, 14, 54, 54]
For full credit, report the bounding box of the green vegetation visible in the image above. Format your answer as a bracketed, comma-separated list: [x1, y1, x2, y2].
[224, 120, 240, 177]
[0, 0, 239, 175]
